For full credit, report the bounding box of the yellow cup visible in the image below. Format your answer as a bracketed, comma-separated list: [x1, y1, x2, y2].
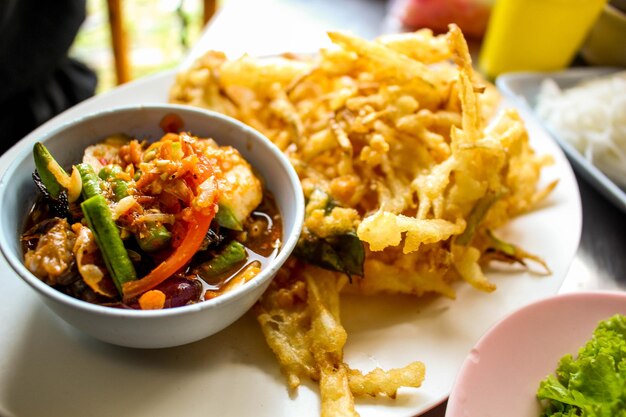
[478, 0, 607, 79]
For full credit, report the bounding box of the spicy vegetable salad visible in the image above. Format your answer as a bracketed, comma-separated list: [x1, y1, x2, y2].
[21, 122, 282, 310]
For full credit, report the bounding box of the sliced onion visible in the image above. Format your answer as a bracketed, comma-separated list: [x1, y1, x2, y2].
[135, 212, 176, 224]
[111, 196, 137, 220]
[67, 166, 83, 203]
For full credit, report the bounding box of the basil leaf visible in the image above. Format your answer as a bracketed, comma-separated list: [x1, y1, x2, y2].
[294, 231, 364, 278]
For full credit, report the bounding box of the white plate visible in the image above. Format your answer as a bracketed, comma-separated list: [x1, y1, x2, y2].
[0, 72, 581, 417]
[497, 67, 626, 213]
[445, 291, 626, 417]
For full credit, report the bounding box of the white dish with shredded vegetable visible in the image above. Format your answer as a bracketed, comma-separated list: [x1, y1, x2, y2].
[497, 67, 626, 213]
[536, 71, 626, 188]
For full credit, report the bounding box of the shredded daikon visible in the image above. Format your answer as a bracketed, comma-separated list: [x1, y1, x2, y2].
[536, 71, 626, 189]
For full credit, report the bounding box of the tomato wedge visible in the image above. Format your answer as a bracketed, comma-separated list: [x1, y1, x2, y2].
[122, 208, 214, 301]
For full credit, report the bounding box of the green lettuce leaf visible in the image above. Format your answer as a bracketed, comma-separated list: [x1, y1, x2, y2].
[537, 314, 626, 417]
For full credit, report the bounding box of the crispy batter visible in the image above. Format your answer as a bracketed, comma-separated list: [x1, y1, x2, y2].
[348, 361, 426, 398]
[170, 25, 554, 415]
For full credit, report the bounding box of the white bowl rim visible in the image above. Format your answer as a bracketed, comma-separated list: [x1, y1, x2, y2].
[0, 103, 304, 319]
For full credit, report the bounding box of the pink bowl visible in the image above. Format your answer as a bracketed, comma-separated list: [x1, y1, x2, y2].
[446, 290, 626, 417]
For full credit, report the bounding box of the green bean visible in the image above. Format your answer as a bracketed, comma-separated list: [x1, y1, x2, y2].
[136, 222, 172, 252]
[81, 194, 137, 293]
[75, 163, 102, 199]
[194, 240, 247, 279]
[99, 165, 130, 201]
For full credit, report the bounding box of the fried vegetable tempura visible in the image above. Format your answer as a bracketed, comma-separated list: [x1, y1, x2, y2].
[170, 25, 555, 416]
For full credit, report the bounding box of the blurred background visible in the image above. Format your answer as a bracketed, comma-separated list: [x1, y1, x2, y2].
[71, 0, 218, 93]
[67, 0, 625, 93]
[70, 0, 482, 94]
[4, 0, 622, 152]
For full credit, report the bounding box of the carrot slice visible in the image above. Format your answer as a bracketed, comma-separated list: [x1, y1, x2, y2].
[138, 290, 166, 310]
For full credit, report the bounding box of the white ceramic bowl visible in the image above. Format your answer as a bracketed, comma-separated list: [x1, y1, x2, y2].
[446, 291, 626, 417]
[0, 104, 304, 348]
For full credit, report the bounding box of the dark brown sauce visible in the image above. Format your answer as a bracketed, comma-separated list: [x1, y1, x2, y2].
[194, 194, 283, 296]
